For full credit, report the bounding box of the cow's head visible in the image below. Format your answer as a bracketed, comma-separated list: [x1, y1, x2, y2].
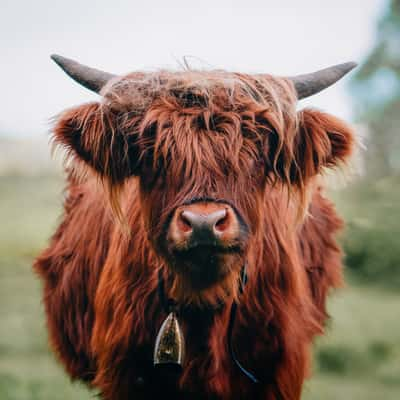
[52, 55, 355, 306]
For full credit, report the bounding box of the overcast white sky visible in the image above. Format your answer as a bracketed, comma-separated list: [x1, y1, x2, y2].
[0, 0, 384, 137]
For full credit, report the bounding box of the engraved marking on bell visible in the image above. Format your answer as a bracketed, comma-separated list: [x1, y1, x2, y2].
[153, 312, 185, 366]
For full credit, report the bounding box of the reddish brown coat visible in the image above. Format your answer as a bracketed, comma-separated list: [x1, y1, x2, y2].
[34, 71, 354, 399]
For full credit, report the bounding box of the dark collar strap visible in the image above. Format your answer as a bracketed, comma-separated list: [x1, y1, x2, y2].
[158, 268, 178, 314]
[228, 264, 259, 384]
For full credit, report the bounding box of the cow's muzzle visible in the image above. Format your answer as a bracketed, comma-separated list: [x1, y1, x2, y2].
[163, 200, 248, 292]
[168, 201, 242, 251]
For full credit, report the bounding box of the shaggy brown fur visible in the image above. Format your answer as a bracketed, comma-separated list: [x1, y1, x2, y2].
[34, 70, 354, 399]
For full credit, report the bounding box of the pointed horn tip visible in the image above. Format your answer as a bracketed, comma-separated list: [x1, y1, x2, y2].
[338, 61, 358, 72]
[291, 61, 358, 100]
[49, 54, 117, 94]
[50, 54, 76, 72]
[50, 54, 66, 65]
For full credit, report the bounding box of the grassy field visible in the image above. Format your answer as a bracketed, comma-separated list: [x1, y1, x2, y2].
[0, 175, 399, 399]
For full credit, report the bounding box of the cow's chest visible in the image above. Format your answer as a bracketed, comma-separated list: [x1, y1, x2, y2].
[119, 304, 270, 400]
[125, 309, 221, 398]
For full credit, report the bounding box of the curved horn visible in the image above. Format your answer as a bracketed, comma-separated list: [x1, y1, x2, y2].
[51, 54, 117, 93]
[289, 62, 357, 100]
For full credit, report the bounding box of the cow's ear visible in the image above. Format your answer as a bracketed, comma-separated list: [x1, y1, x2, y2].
[53, 102, 140, 182]
[291, 108, 355, 183]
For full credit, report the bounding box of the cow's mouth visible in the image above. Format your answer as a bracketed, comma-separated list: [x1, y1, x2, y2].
[168, 243, 245, 291]
[174, 243, 242, 260]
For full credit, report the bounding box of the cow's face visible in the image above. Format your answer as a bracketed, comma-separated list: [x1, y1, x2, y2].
[53, 70, 354, 305]
[133, 76, 277, 302]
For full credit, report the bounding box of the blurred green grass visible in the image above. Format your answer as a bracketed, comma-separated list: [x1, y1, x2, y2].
[0, 175, 92, 400]
[0, 175, 399, 399]
[332, 175, 400, 288]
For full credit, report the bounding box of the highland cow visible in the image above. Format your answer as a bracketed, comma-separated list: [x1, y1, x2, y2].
[34, 55, 356, 399]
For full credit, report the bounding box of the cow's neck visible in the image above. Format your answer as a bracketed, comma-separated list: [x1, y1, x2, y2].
[153, 264, 259, 383]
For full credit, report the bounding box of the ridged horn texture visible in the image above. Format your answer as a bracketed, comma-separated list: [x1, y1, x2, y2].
[50, 54, 116, 93]
[288, 62, 357, 99]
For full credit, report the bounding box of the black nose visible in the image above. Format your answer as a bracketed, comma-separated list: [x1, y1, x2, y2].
[180, 209, 227, 243]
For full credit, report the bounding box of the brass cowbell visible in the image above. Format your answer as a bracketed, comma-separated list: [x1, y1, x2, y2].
[153, 311, 185, 368]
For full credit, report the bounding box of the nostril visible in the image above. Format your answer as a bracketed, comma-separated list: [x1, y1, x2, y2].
[214, 209, 230, 233]
[178, 211, 193, 233]
[177, 207, 233, 236]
